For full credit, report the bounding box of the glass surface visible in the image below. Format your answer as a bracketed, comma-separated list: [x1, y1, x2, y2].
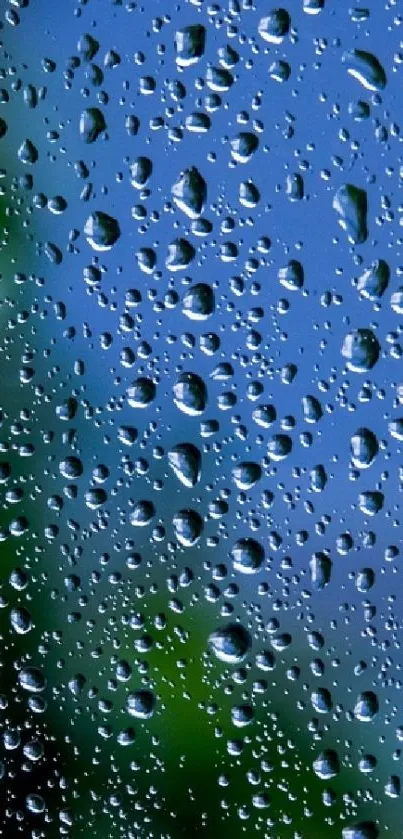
[0, 1, 399, 837]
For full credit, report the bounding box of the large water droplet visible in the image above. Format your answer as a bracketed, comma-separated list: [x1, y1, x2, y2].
[350, 428, 378, 468]
[209, 623, 252, 663]
[84, 211, 120, 251]
[313, 749, 340, 779]
[231, 538, 265, 574]
[182, 283, 215, 320]
[333, 184, 368, 244]
[342, 823, 379, 839]
[173, 509, 203, 546]
[168, 443, 201, 487]
[310, 552, 332, 590]
[127, 377, 156, 408]
[357, 259, 389, 299]
[79, 107, 106, 143]
[341, 329, 380, 372]
[258, 9, 290, 44]
[172, 167, 207, 218]
[175, 25, 206, 67]
[173, 373, 207, 415]
[127, 690, 155, 719]
[354, 690, 379, 721]
[343, 49, 386, 92]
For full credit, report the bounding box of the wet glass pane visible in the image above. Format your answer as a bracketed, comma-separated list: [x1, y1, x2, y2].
[0, 1, 399, 837]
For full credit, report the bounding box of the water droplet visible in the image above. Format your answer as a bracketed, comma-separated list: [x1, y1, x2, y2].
[166, 238, 195, 271]
[231, 703, 254, 727]
[267, 434, 292, 460]
[19, 667, 46, 693]
[209, 623, 252, 663]
[79, 107, 106, 143]
[173, 373, 207, 415]
[313, 749, 340, 779]
[173, 509, 203, 546]
[127, 690, 155, 719]
[303, 0, 324, 13]
[342, 822, 379, 839]
[232, 461, 262, 489]
[130, 156, 152, 188]
[168, 443, 201, 487]
[357, 259, 389, 299]
[175, 25, 206, 67]
[59, 456, 83, 479]
[10, 607, 32, 634]
[341, 329, 380, 372]
[230, 132, 259, 163]
[231, 538, 265, 574]
[358, 490, 384, 516]
[172, 167, 207, 219]
[18, 138, 38, 164]
[258, 9, 291, 44]
[278, 260, 304, 291]
[127, 378, 156, 408]
[333, 184, 368, 244]
[385, 775, 400, 798]
[343, 49, 386, 92]
[182, 283, 214, 320]
[356, 568, 375, 592]
[252, 404, 276, 428]
[310, 552, 332, 590]
[354, 691, 379, 721]
[130, 500, 155, 526]
[311, 687, 332, 713]
[351, 428, 378, 468]
[84, 211, 120, 251]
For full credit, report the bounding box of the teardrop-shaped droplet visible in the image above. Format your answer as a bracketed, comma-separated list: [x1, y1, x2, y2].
[168, 443, 201, 487]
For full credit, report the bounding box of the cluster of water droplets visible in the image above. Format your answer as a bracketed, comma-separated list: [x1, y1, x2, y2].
[0, 0, 401, 837]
